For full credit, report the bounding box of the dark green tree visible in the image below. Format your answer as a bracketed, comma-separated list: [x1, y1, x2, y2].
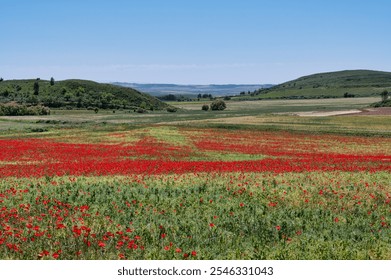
[33, 81, 39, 95]
[381, 90, 389, 102]
[50, 77, 55, 86]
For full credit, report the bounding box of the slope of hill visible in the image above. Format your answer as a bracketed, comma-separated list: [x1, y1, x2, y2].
[250, 70, 391, 99]
[0, 79, 169, 110]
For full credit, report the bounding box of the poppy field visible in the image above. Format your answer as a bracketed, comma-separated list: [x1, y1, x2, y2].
[1, 125, 391, 259]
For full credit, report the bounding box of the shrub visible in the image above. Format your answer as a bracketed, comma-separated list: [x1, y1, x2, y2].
[381, 90, 389, 102]
[0, 103, 50, 116]
[166, 107, 177, 113]
[210, 100, 226, 111]
[202, 104, 209, 111]
[136, 107, 147, 113]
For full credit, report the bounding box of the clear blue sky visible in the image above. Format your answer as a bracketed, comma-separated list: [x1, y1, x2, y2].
[1, 0, 391, 84]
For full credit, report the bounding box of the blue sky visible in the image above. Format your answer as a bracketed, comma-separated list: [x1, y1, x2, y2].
[1, 0, 391, 84]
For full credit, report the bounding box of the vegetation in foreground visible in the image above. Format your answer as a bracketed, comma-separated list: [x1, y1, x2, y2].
[1, 172, 390, 260]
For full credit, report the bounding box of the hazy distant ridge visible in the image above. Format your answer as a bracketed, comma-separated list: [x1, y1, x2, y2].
[113, 82, 274, 96]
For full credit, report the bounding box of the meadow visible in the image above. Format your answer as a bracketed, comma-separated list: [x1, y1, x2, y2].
[0, 97, 390, 260]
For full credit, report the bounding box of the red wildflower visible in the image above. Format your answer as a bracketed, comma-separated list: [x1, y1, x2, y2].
[275, 225, 281, 231]
[52, 251, 61, 259]
[56, 223, 66, 229]
[41, 250, 50, 256]
[118, 253, 125, 259]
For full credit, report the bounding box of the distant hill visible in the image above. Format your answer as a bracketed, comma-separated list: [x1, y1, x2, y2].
[0, 79, 169, 110]
[249, 70, 391, 99]
[113, 82, 273, 97]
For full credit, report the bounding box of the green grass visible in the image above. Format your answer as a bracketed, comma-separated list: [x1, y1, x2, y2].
[1, 172, 390, 259]
[0, 97, 390, 137]
[0, 96, 390, 260]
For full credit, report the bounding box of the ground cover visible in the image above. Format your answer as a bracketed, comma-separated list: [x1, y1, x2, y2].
[0, 126, 390, 259]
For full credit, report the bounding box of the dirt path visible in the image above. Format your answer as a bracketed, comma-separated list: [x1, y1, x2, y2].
[295, 107, 391, 117]
[295, 110, 362, 117]
[345, 107, 391, 116]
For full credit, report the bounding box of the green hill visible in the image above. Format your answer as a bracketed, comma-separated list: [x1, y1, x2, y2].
[0, 78, 170, 110]
[249, 70, 391, 99]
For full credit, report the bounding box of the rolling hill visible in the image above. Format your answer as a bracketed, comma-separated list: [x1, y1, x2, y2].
[0, 78, 169, 110]
[249, 70, 391, 99]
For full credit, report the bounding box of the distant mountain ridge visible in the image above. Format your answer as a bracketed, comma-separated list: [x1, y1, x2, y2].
[113, 82, 274, 97]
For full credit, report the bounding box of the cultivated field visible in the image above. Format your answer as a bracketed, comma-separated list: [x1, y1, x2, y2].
[0, 98, 390, 260]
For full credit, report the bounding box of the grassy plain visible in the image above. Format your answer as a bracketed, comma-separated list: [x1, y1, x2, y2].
[0, 97, 389, 137]
[0, 97, 390, 259]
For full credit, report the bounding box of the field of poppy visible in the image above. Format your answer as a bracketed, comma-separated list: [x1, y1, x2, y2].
[1, 125, 391, 259]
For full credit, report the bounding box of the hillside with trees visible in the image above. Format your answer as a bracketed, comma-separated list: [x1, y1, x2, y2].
[244, 70, 391, 100]
[0, 78, 170, 112]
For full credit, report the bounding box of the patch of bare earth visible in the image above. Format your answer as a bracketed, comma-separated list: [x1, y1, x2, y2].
[344, 107, 391, 116]
[295, 110, 362, 117]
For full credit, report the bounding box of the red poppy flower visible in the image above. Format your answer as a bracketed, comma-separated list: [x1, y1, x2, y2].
[56, 223, 66, 229]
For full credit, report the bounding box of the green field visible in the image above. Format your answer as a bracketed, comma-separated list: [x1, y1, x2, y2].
[0, 97, 390, 260]
[0, 97, 389, 136]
